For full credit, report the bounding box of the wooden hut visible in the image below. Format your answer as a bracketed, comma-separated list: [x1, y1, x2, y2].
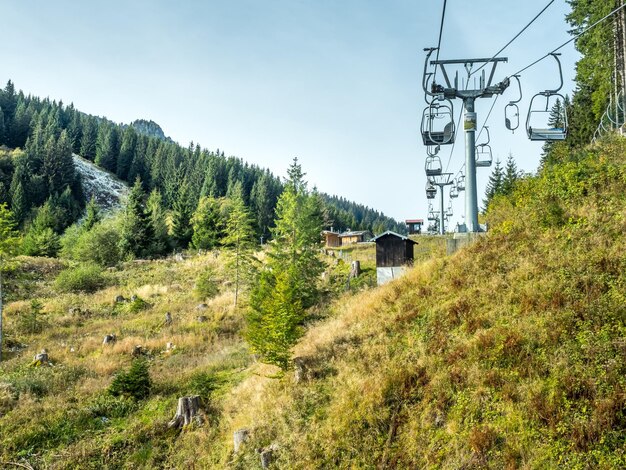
[405, 219, 424, 235]
[371, 231, 418, 285]
[339, 230, 373, 245]
[322, 230, 341, 248]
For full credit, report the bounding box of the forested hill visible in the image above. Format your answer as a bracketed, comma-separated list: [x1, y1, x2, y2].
[0, 81, 403, 237]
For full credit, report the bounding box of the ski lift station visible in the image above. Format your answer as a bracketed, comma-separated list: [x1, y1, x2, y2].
[405, 219, 424, 235]
[371, 231, 418, 286]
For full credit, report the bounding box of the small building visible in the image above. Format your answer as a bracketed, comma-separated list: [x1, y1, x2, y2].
[405, 219, 424, 235]
[339, 230, 373, 245]
[322, 230, 341, 248]
[371, 231, 418, 286]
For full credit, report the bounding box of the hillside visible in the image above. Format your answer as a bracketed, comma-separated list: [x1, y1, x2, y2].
[0, 139, 624, 468]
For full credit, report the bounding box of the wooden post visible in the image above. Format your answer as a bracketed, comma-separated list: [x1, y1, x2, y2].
[350, 260, 361, 279]
[164, 312, 173, 326]
[168, 395, 201, 429]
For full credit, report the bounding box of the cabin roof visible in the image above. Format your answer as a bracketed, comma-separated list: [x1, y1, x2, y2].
[338, 230, 371, 238]
[370, 230, 418, 244]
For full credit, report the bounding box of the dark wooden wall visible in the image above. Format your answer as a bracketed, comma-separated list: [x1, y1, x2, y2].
[375, 235, 415, 268]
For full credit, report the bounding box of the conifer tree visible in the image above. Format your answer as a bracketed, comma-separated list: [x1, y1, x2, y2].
[117, 127, 137, 180]
[482, 158, 504, 211]
[246, 158, 325, 369]
[119, 178, 153, 259]
[502, 153, 520, 196]
[222, 184, 256, 306]
[146, 189, 169, 255]
[191, 196, 223, 250]
[83, 196, 100, 231]
[80, 116, 98, 160]
[0, 106, 5, 146]
[95, 125, 118, 172]
[170, 181, 193, 249]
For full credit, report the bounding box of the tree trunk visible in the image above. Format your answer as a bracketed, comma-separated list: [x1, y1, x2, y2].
[168, 395, 201, 429]
[103, 334, 116, 345]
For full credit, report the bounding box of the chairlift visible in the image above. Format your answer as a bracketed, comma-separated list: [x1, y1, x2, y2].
[450, 185, 459, 199]
[425, 155, 443, 176]
[475, 126, 493, 168]
[446, 204, 453, 218]
[421, 98, 456, 146]
[427, 209, 438, 221]
[526, 53, 568, 141]
[505, 75, 522, 132]
[426, 183, 437, 199]
[457, 173, 465, 191]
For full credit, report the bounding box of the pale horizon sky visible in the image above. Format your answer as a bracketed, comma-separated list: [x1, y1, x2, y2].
[0, 1, 581, 225]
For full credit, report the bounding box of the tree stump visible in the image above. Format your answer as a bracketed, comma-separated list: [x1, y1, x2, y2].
[196, 303, 208, 311]
[166, 342, 174, 351]
[168, 395, 202, 429]
[197, 315, 208, 323]
[130, 294, 138, 302]
[32, 349, 48, 366]
[293, 357, 308, 384]
[233, 428, 250, 453]
[164, 312, 173, 326]
[131, 345, 143, 357]
[260, 444, 279, 468]
[114, 295, 125, 303]
[350, 260, 361, 279]
[103, 334, 117, 345]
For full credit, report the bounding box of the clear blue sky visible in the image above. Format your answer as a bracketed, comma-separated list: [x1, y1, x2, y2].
[0, 1, 579, 224]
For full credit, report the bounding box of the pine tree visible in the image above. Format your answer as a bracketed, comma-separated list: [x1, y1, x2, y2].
[95, 125, 118, 172]
[83, 196, 100, 231]
[482, 158, 504, 211]
[170, 181, 193, 249]
[222, 184, 256, 306]
[502, 153, 520, 196]
[0, 106, 5, 146]
[119, 178, 153, 259]
[146, 189, 169, 255]
[80, 116, 98, 160]
[117, 126, 137, 180]
[0, 203, 20, 361]
[191, 196, 223, 250]
[246, 158, 325, 369]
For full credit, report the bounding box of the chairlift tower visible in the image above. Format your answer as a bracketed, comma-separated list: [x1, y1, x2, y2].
[428, 172, 454, 235]
[422, 49, 509, 232]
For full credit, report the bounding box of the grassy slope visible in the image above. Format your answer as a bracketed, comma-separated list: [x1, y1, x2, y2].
[220, 140, 625, 469]
[1, 140, 625, 468]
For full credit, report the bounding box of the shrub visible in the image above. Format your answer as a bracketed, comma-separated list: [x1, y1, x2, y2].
[88, 394, 137, 418]
[15, 299, 47, 334]
[61, 219, 123, 267]
[21, 227, 60, 257]
[193, 267, 220, 300]
[108, 359, 152, 400]
[54, 263, 108, 293]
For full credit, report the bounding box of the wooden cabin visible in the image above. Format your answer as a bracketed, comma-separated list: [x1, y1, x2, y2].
[338, 230, 373, 245]
[322, 230, 341, 248]
[371, 231, 418, 285]
[405, 219, 424, 235]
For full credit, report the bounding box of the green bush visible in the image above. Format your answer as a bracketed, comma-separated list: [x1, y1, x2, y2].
[87, 394, 137, 418]
[15, 299, 47, 334]
[54, 263, 108, 293]
[61, 219, 123, 267]
[21, 227, 60, 257]
[108, 359, 152, 400]
[193, 267, 220, 300]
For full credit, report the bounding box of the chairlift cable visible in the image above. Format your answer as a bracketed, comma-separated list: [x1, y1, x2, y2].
[509, 2, 626, 78]
[433, 0, 448, 82]
[471, 0, 555, 77]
